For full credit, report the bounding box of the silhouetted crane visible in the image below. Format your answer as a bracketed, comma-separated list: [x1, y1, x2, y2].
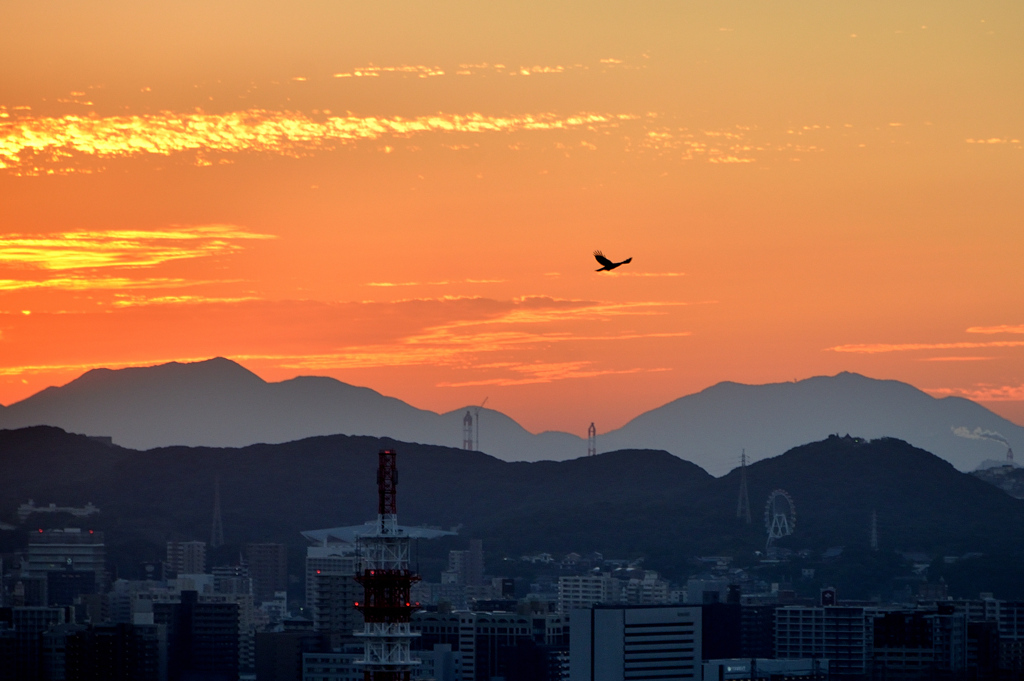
[593, 250, 632, 272]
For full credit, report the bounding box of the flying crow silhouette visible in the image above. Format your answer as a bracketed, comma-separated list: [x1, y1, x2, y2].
[593, 250, 632, 272]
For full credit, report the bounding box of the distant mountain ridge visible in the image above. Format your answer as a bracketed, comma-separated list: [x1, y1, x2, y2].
[1, 358, 1021, 475]
[2, 428, 1024, 598]
[602, 372, 1024, 475]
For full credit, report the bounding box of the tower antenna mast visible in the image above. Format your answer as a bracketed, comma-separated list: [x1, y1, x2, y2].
[474, 397, 488, 452]
[462, 411, 474, 450]
[211, 477, 224, 547]
[355, 450, 420, 680]
[736, 450, 751, 524]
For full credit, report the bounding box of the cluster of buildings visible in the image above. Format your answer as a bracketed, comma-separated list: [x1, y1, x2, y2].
[0, 530, 290, 680]
[6, 525, 1024, 680]
[2, 447, 1023, 681]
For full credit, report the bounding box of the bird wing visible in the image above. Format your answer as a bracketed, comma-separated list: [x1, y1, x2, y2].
[593, 250, 614, 268]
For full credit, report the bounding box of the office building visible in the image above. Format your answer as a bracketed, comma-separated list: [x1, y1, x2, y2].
[10, 606, 68, 680]
[245, 542, 288, 603]
[558, 574, 619, 614]
[166, 541, 207, 577]
[304, 546, 359, 611]
[312, 571, 363, 648]
[27, 529, 107, 597]
[415, 610, 568, 681]
[870, 606, 967, 677]
[154, 589, 239, 681]
[42, 621, 166, 681]
[775, 605, 871, 678]
[570, 605, 702, 681]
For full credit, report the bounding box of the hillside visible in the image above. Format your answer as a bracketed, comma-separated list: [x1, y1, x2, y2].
[2, 427, 1023, 596]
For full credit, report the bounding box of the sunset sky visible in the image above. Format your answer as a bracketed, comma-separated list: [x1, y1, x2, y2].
[1, 1, 1022, 434]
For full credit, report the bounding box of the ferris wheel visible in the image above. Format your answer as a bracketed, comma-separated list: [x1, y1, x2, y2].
[764, 489, 796, 552]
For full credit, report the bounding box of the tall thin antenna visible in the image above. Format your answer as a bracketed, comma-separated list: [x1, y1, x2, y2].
[211, 477, 224, 548]
[736, 450, 751, 524]
[587, 422, 597, 457]
[870, 509, 878, 551]
[474, 397, 488, 451]
[463, 411, 474, 450]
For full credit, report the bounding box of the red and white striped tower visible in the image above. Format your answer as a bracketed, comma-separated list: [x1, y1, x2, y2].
[354, 449, 420, 681]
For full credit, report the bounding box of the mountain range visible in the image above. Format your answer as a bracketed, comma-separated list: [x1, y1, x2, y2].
[1, 358, 1021, 475]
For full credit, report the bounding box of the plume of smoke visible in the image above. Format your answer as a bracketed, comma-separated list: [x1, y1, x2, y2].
[952, 426, 1011, 446]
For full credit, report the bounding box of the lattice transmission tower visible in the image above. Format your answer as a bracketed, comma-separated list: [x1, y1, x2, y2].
[210, 477, 224, 548]
[736, 450, 751, 524]
[355, 450, 421, 681]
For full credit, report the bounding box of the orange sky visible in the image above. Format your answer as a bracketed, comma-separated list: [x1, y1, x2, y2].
[2, 1, 1023, 434]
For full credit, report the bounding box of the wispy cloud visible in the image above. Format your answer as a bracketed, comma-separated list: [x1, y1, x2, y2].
[965, 138, 1021, 144]
[0, 356, 217, 378]
[227, 298, 691, 373]
[327, 58, 639, 80]
[333, 64, 446, 78]
[0, 226, 273, 270]
[0, 106, 821, 174]
[436, 362, 670, 387]
[110, 295, 260, 308]
[967, 325, 1024, 335]
[917, 356, 995, 362]
[828, 341, 1024, 354]
[365, 278, 506, 287]
[0, 109, 640, 174]
[0, 276, 193, 291]
[0, 294, 694, 396]
[927, 384, 1024, 401]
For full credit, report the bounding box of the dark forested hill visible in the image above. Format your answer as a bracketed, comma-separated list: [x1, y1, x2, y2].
[2, 428, 1023, 592]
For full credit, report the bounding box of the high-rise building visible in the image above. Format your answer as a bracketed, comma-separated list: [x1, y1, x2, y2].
[741, 604, 777, 659]
[996, 600, 1024, 675]
[0, 625, 16, 681]
[306, 549, 363, 646]
[557, 574, 619, 614]
[154, 589, 239, 681]
[305, 546, 359, 611]
[41, 622, 87, 680]
[870, 606, 968, 677]
[314, 571, 364, 648]
[447, 540, 484, 589]
[569, 605, 702, 681]
[414, 610, 568, 681]
[43, 621, 166, 681]
[11, 606, 68, 680]
[27, 528, 107, 597]
[244, 542, 288, 603]
[166, 541, 207, 576]
[775, 605, 871, 677]
[622, 570, 670, 606]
